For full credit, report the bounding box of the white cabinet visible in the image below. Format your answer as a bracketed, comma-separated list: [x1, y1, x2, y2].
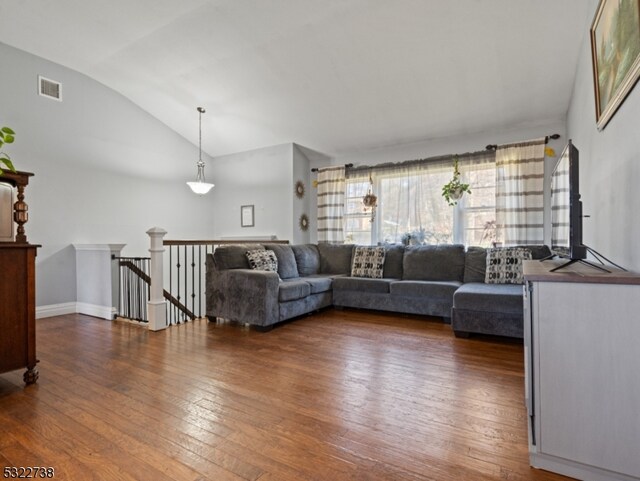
[524, 260, 640, 481]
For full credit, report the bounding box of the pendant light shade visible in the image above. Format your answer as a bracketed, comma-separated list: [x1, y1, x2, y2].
[187, 107, 214, 195]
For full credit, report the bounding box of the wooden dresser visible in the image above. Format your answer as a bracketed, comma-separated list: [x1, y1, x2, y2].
[0, 244, 39, 383]
[0, 170, 39, 384]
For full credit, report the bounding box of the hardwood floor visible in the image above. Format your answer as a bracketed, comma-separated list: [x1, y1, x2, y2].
[0, 309, 573, 481]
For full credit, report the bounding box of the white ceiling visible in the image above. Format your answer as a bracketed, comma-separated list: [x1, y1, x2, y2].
[0, 0, 593, 157]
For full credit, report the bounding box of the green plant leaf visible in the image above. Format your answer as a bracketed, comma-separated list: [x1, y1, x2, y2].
[1, 127, 15, 135]
[0, 155, 16, 173]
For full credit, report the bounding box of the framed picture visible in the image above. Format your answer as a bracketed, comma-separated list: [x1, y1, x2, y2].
[590, 0, 640, 130]
[241, 205, 254, 227]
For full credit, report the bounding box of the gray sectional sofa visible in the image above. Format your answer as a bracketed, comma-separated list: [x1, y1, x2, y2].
[205, 242, 550, 337]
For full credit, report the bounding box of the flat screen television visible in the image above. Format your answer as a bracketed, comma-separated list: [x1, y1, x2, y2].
[550, 140, 587, 261]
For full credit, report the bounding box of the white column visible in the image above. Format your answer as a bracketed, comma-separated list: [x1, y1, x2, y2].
[147, 227, 167, 331]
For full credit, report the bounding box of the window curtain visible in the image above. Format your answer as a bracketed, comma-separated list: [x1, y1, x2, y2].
[346, 150, 495, 245]
[317, 166, 346, 243]
[495, 139, 545, 245]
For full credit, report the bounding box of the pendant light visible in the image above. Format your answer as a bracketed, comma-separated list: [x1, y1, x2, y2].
[187, 107, 214, 194]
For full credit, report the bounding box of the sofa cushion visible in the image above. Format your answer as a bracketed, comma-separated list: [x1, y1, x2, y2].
[291, 244, 320, 276]
[390, 281, 462, 299]
[213, 244, 265, 270]
[332, 277, 392, 294]
[351, 246, 385, 278]
[402, 244, 465, 282]
[485, 247, 531, 284]
[383, 244, 404, 279]
[278, 279, 311, 302]
[318, 243, 354, 274]
[264, 244, 298, 279]
[454, 283, 523, 314]
[464, 246, 487, 283]
[304, 276, 333, 294]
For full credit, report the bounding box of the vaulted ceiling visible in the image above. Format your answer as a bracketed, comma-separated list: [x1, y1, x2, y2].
[0, 0, 593, 157]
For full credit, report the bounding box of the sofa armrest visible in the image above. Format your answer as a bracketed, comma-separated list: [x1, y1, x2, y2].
[206, 267, 280, 326]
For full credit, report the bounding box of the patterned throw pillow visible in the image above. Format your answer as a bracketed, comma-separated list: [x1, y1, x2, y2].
[351, 246, 386, 279]
[485, 247, 532, 284]
[245, 249, 278, 273]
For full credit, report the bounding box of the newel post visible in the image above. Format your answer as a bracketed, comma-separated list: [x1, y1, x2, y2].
[147, 227, 167, 331]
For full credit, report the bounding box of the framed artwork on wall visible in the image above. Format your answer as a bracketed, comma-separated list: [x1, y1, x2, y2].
[241, 205, 254, 227]
[590, 0, 640, 130]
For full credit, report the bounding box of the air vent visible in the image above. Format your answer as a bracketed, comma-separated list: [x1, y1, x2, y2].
[38, 75, 62, 101]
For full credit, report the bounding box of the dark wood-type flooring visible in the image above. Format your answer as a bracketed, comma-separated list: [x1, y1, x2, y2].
[0, 309, 574, 481]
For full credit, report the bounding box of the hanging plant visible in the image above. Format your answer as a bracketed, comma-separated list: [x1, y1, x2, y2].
[362, 173, 377, 223]
[442, 156, 470, 206]
[0, 126, 17, 175]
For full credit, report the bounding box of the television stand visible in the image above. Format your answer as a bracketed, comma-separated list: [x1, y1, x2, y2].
[542, 245, 627, 274]
[550, 257, 609, 273]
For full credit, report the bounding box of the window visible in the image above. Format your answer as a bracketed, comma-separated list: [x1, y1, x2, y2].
[343, 153, 496, 247]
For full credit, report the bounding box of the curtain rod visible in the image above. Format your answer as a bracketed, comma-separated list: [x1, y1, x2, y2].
[311, 163, 353, 173]
[485, 133, 560, 151]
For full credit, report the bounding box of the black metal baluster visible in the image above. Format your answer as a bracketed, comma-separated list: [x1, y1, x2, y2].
[176, 245, 181, 326]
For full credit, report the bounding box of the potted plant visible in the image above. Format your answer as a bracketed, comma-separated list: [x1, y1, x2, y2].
[0, 126, 17, 175]
[442, 156, 470, 206]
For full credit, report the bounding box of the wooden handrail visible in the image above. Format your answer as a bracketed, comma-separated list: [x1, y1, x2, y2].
[119, 260, 196, 321]
[163, 239, 289, 246]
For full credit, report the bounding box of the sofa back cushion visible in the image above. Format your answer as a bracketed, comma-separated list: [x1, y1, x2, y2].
[521, 244, 552, 260]
[463, 245, 552, 283]
[382, 244, 404, 279]
[291, 244, 320, 276]
[402, 244, 465, 282]
[318, 243, 354, 274]
[213, 244, 265, 270]
[464, 246, 488, 283]
[263, 244, 298, 279]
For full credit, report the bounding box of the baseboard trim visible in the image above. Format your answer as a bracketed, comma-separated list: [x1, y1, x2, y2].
[36, 302, 116, 320]
[76, 302, 117, 320]
[36, 302, 77, 319]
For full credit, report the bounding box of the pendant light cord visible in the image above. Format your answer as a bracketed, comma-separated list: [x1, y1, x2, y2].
[197, 107, 205, 164]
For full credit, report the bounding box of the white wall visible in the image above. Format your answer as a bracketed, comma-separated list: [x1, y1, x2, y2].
[292, 144, 311, 245]
[567, 0, 640, 271]
[0, 42, 217, 307]
[209, 143, 293, 241]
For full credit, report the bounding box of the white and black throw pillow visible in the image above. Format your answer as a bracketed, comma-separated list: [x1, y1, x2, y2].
[351, 246, 386, 278]
[245, 249, 278, 273]
[485, 247, 532, 284]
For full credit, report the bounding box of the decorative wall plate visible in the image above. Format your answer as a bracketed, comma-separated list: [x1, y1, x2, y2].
[299, 213, 309, 231]
[295, 180, 305, 199]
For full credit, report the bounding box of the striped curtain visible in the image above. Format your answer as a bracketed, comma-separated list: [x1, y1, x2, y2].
[495, 139, 545, 245]
[317, 166, 346, 244]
